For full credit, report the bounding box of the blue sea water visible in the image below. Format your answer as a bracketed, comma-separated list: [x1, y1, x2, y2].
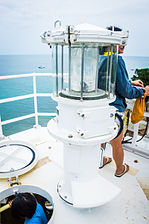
[0, 55, 58, 136]
[0, 55, 149, 136]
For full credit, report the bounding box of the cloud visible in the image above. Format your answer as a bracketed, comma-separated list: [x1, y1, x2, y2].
[0, 0, 149, 55]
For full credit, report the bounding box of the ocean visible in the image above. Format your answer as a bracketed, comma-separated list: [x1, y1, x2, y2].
[0, 55, 149, 136]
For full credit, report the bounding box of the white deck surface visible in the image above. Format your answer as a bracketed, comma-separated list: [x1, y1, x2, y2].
[0, 127, 149, 224]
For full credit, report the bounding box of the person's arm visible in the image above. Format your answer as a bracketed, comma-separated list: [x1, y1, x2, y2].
[145, 86, 149, 96]
[116, 57, 144, 99]
[131, 80, 144, 87]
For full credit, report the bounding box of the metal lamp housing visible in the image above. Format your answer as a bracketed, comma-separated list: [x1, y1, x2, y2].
[42, 23, 122, 208]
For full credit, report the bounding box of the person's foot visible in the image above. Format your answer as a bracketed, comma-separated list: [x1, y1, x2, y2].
[115, 164, 129, 177]
[99, 156, 112, 169]
[101, 143, 107, 150]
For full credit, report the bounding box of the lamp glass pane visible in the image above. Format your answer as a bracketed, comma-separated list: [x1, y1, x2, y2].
[70, 46, 98, 92]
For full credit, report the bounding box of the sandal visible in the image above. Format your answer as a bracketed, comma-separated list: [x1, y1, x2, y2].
[99, 156, 112, 169]
[115, 164, 129, 177]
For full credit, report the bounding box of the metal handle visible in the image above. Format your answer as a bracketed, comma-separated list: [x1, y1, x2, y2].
[54, 20, 61, 29]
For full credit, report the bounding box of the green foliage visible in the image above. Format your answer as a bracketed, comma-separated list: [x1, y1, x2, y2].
[132, 68, 149, 86]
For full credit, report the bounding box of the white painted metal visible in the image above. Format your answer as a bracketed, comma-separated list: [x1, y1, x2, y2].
[0, 140, 38, 178]
[0, 73, 34, 80]
[43, 22, 123, 208]
[47, 95, 120, 208]
[41, 23, 122, 45]
[56, 143, 120, 208]
[132, 122, 140, 147]
[0, 116, 4, 140]
[33, 74, 39, 127]
[0, 73, 57, 80]
[50, 96, 117, 141]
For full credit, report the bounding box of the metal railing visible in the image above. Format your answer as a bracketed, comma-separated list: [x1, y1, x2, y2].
[0, 73, 56, 136]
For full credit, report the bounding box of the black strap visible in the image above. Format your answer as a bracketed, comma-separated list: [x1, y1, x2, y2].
[113, 113, 123, 139]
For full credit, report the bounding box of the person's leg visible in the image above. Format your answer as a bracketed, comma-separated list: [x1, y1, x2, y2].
[99, 143, 112, 168]
[110, 129, 129, 175]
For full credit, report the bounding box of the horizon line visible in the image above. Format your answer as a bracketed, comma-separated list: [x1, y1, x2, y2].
[0, 54, 149, 57]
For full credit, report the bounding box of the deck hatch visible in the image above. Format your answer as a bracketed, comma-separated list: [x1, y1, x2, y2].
[0, 140, 38, 179]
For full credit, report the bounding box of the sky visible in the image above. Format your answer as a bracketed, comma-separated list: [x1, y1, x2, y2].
[0, 0, 149, 56]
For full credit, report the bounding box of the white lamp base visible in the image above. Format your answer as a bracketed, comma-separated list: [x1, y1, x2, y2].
[57, 176, 121, 208]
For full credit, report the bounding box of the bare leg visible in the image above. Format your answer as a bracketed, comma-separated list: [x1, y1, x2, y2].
[100, 129, 129, 176]
[100, 143, 112, 167]
[101, 143, 105, 149]
[110, 129, 128, 175]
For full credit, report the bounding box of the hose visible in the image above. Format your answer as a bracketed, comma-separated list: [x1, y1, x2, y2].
[0, 204, 10, 213]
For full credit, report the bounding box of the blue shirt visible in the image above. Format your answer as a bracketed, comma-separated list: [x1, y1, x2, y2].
[109, 55, 144, 112]
[24, 203, 48, 224]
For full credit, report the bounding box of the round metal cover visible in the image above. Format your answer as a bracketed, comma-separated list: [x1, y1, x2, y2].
[0, 140, 38, 178]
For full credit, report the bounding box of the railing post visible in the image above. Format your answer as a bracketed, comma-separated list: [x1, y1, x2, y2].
[132, 122, 139, 146]
[0, 116, 4, 140]
[33, 74, 39, 128]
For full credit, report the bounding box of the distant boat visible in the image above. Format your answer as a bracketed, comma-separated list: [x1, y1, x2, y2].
[38, 66, 45, 69]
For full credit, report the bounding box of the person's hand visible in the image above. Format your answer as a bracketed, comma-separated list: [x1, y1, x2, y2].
[145, 86, 149, 96]
[131, 79, 144, 87]
[8, 200, 13, 207]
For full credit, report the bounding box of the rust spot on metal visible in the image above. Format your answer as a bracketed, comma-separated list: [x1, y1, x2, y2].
[134, 160, 138, 163]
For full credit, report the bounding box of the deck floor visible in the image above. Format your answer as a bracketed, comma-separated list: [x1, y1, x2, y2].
[0, 127, 149, 224]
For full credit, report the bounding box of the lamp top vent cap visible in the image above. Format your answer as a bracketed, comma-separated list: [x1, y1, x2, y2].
[74, 23, 109, 33]
[41, 21, 123, 45]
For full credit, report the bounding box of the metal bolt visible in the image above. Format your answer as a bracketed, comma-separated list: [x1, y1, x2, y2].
[110, 113, 114, 117]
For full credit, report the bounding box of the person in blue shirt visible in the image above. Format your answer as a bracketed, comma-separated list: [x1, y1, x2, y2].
[99, 26, 149, 177]
[11, 193, 48, 224]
